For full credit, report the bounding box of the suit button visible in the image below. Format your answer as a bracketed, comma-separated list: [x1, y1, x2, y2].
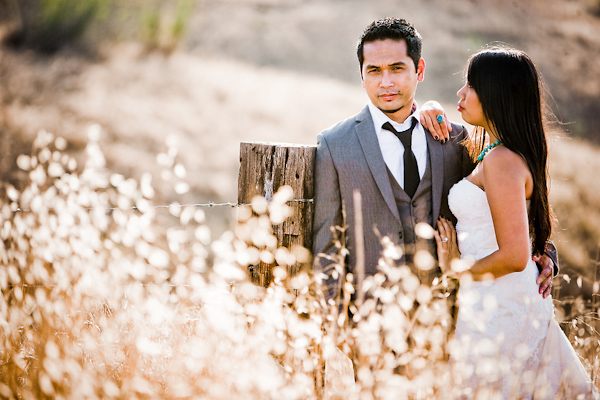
[398, 232, 403, 240]
[412, 201, 417, 207]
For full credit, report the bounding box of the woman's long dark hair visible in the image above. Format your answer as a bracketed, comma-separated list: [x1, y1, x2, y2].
[466, 46, 554, 256]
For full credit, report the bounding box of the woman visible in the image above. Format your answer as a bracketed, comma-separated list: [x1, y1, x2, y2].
[434, 47, 598, 398]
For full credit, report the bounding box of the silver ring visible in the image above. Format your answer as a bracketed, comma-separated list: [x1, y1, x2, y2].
[441, 237, 448, 243]
[436, 115, 444, 123]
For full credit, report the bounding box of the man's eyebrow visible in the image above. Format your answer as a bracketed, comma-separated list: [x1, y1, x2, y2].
[364, 60, 408, 69]
[364, 63, 380, 69]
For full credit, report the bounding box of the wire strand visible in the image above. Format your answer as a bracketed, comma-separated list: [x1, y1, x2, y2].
[13, 198, 313, 213]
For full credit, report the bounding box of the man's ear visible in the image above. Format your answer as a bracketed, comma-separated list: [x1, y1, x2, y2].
[417, 58, 426, 82]
[360, 68, 365, 87]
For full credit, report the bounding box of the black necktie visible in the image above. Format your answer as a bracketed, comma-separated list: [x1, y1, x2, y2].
[382, 119, 420, 198]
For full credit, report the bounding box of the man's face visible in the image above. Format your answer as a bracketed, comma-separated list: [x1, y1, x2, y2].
[361, 39, 425, 123]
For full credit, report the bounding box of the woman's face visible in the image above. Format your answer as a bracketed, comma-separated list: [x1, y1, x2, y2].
[457, 82, 486, 128]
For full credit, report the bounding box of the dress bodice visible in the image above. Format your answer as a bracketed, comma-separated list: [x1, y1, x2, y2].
[448, 178, 499, 262]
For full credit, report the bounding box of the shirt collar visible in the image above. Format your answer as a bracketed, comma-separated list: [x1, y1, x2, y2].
[368, 101, 420, 133]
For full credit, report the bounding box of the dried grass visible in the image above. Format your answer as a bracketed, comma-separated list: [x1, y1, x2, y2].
[0, 129, 598, 399]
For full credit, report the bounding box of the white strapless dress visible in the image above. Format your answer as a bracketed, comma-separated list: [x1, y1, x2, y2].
[448, 178, 598, 399]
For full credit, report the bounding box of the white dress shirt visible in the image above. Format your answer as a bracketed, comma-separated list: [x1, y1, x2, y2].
[367, 102, 428, 189]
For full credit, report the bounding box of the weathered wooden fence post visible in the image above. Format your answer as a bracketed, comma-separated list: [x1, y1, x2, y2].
[238, 141, 317, 287]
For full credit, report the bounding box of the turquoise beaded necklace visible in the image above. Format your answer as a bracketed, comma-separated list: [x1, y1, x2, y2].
[477, 140, 501, 162]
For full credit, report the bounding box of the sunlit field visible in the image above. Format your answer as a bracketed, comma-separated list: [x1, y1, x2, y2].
[0, 129, 598, 399]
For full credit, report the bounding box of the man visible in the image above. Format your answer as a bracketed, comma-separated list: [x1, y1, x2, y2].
[311, 17, 555, 303]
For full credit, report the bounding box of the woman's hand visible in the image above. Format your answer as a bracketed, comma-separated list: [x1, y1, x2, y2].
[434, 217, 461, 277]
[419, 100, 452, 143]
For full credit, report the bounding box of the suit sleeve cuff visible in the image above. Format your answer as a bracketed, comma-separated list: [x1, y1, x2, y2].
[544, 240, 559, 277]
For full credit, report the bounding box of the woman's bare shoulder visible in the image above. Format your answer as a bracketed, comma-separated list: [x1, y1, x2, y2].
[481, 146, 531, 186]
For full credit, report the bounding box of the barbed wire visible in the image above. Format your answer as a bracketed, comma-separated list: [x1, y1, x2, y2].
[16, 283, 231, 289]
[13, 198, 313, 213]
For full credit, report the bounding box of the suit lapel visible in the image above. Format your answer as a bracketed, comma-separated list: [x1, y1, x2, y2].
[354, 108, 401, 223]
[426, 129, 443, 223]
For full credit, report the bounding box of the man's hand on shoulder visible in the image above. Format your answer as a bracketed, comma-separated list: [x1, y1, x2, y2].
[534, 253, 554, 299]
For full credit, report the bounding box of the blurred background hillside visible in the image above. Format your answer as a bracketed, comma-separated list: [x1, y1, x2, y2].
[0, 0, 599, 280]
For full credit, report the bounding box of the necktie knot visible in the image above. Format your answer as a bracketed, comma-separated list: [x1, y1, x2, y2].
[382, 119, 418, 149]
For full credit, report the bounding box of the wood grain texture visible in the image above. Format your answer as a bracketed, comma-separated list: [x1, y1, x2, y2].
[238, 142, 316, 286]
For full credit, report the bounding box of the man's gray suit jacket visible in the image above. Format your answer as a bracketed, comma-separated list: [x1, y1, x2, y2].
[312, 106, 476, 296]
